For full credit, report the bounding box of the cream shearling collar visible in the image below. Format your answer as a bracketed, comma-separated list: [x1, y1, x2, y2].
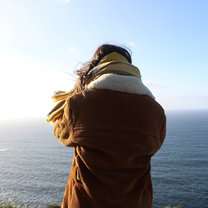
[85, 74, 155, 99]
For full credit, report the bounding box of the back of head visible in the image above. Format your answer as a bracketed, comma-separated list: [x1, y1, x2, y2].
[74, 44, 132, 94]
[90, 44, 132, 66]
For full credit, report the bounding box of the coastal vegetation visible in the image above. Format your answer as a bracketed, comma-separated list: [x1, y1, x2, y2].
[0, 205, 61, 208]
[0, 204, 182, 208]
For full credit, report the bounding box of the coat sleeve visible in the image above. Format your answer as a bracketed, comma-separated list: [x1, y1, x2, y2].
[150, 114, 166, 157]
[160, 115, 166, 147]
[53, 98, 74, 147]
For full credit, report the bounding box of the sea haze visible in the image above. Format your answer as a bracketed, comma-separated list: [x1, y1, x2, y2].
[0, 110, 208, 208]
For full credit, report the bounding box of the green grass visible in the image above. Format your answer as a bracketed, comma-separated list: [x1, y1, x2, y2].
[0, 205, 61, 208]
[0, 205, 22, 208]
[0, 204, 181, 208]
[0, 205, 19, 208]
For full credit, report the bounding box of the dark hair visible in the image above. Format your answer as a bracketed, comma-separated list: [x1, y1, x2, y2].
[70, 44, 132, 96]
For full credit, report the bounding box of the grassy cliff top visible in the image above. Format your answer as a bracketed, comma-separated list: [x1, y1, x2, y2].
[0, 204, 182, 208]
[0, 205, 61, 208]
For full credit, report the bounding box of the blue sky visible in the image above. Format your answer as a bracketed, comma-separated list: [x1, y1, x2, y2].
[0, 0, 208, 119]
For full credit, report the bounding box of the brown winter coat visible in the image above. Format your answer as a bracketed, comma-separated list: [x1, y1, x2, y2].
[53, 74, 166, 208]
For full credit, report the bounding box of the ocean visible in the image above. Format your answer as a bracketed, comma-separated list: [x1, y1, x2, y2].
[0, 110, 207, 208]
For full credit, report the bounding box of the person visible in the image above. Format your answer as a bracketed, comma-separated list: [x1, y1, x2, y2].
[47, 44, 166, 208]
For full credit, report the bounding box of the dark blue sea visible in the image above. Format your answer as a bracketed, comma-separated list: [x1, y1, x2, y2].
[0, 110, 207, 208]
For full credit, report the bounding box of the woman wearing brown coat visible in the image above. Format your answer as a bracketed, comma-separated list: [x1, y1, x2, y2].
[47, 44, 166, 208]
